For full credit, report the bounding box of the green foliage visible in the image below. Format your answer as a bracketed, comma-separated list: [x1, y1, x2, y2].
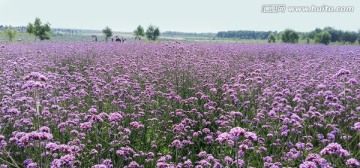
[163, 31, 215, 38]
[315, 31, 331, 45]
[102, 26, 113, 42]
[281, 29, 299, 43]
[4, 28, 17, 42]
[133, 25, 145, 37]
[145, 25, 160, 41]
[341, 31, 357, 44]
[305, 27, 360, 44]
[305, 28, 321, 39]
[314, 28, 322, 34]
[217, 30, 273, 40]
[267, 33, 276, 43]
[26, 17, 51, 41]
[323, 27, 341, 42]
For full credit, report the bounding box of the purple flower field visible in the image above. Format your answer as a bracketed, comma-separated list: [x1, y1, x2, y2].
[0, 42, 359, 167]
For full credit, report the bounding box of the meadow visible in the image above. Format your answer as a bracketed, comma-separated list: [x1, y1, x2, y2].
[0, 42, 359, 168]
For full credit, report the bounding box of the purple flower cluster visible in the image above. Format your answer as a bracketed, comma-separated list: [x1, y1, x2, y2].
[11, 131, 53, 146]
[320, 143, 350, 157]
[346, 158, 360, 167]
[217, 127, 257, 143]
[0, 42, 359, 167]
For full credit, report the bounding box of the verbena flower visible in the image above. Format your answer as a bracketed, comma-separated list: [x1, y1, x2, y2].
[320, 143, 350, 157]
[346, 158, 360, 167]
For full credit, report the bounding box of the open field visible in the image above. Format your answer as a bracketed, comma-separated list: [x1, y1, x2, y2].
[1, 30, 359, 45]
[0, 42, 359, 167]
[0, 31, 133, 43]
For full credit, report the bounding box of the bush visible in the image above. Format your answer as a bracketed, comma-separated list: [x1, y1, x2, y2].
[268, 33, 276, 43]
[281, 29, 299, 43]
[133, 25, 145, 38]
[102, 26, 113, 42]
[4, 28, 17, 42]
[315, 31, 331, 45]
[145, 25, 160, 41]
[26, 18, 51, 41]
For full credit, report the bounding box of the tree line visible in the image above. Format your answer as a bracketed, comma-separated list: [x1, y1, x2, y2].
[216, 28, 360, 45]
[217, 30, 273, 40]
[1, 17, 162, 42]
[102, 25, 160, 42]
[304, 27, 359, 44]
[2, 18, 360, 45]
[267, 28, 360, 45]
[162, 31, 215, 38]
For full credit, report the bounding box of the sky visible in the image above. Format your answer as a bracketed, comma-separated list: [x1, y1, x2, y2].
[0, 0, 359, 33]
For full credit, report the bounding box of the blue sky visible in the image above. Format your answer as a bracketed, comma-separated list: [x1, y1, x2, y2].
[0, 0, 359, 33]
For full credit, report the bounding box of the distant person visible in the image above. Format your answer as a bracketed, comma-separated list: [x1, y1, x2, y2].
[134, 36, 141, 41]
[92, 35, 98, 42]
[115, 36, 121, 42]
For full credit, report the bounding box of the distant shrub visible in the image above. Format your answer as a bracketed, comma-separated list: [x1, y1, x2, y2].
[4, 28, 17, 42]
[315, 31, 331, 45]
[26, 17, 51, 41]
[281, 29, 299, 43]
[268, 33, 276, 43]
[102, 26, 113, 42]
[146, 25, 160, 41]
[133, 25, 145, 39]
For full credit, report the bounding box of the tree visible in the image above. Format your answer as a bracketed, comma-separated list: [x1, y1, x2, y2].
[267, 33, 276, 43]
[145, 25, 160, 41]
[281, 29, 299, 43]
[4, 28, 17, 42]
[306, 28, 322, 39]
[216, 30, 272, 39]
[133, 25, 145, 38]
[26, 17, 51, 41]
[102, 26, 113, 42]
[323, 27, 341, 42]
[315, 31, 331, 45]
[314, 28, 322, 34]
[341, 31, 357, 44]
